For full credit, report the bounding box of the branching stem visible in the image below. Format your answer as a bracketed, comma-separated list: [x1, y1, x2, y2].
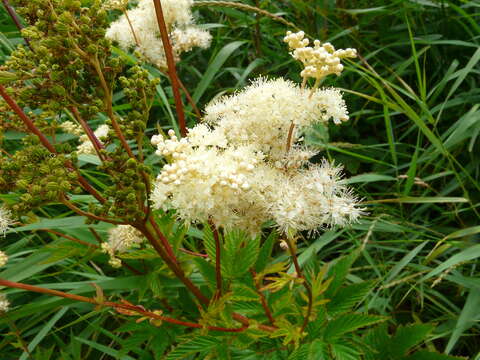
[250, 269, 275, 325]
[284, 236, 313, 334]
[152, 0, 187, 137]
[209, 220, 222, 297]
[0, 279, 246, 332]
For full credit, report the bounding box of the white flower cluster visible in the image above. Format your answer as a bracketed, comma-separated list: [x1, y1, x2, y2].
[284, 31, 357, 81]
[204, 77, 350, 163]
[151, 77, 363, 234]
[0, 250, 7, 267]
[77, 124, 109, 155]
[105, 0, 211, 70]
[0, 293, 9, 312]
[101, 225, 144, 267]
[60, 121, 83, 136]
[0, 206, 13, 236]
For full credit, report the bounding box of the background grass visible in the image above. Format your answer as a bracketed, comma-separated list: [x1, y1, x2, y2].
[1, 0, 479, 358]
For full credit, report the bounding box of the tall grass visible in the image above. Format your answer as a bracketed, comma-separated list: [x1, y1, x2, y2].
[0, 0, 479, 358]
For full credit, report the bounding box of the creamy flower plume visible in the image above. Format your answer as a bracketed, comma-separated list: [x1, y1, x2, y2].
[284, 31, 357, 82]
[101, 225, 144, 267]
[0, 293, 9, 312]
[150, 33, 362, 234]
[105, 0, 211, 69]
[0, 250, 7, 267]
[0, 206, 13, 236]
[77, 124, 109, 155]
[204, 78, 350, 162]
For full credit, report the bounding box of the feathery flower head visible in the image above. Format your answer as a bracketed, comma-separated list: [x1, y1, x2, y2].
[101, 225, 144, 267]
[284, 31, 357, 82]
[60, 121, 83, 136]
[0, 250, 8, 267]
[0, 206, 13, 236]
[204, 78, 349, 162]
[77, 124, 109, 155]
[150, 34, 363, 234]
[0, 293, 9, 313]
[105, 0, 211, 69]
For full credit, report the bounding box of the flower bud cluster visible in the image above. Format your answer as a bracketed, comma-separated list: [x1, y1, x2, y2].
[284, 31, 357, 81]
[0, 207, 13, 236]
[102, 0, 129, 11]
[105, 0, 211, 70]
[101, 225, 144, 267]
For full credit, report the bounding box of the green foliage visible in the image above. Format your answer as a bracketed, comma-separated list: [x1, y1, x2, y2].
[1, 0, 479, 358]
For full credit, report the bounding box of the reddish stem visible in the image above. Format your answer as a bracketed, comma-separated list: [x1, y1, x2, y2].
[41, 229, 98, 248]
[209, 221, 222, 297]
[0, 278, 246, 332]
[70, 106, 107, 159]
[179, 248, 208, 258]
[250, 269, 275, 325]
[1, 0, 32, 50]
[0, 85, 106, 203]
[136, 222, 210, 305]
[148, 217, 177, 264]
[152, 0, 187, 137]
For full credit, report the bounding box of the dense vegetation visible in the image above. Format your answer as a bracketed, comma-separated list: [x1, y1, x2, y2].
[0, 0, 479, 359]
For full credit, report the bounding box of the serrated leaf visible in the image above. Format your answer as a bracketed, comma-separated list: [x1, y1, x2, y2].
[255, 231, 278, 272]
[288, 344, 310, 360]
[330, 341, 362, 360]
[390, 324, 434, 357]
[118, 248, 158, 259]
[193, 257, 217, 289]
[203, 225, 217, 261]
[325, 250, 360, 297]
[327, 281, 375, 316]
[235, 235, 260, 276]
[325, 314, 387, 341]
[166, 336, 219, 360]
[232, 283, 259, 302]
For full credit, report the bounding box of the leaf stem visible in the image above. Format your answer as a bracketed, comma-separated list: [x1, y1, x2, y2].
[250, 269, 275, 325]
[209, 221, 222, 297]
[284, 236, 313, 334]
[0, 278, 246, 332]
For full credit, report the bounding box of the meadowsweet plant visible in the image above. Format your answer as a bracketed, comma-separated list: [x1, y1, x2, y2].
[0, 1, 467, 359]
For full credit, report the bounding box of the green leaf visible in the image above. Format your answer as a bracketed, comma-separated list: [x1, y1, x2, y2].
[192, 41, 247, 102]
[255, 231, 277, 272]
[342, 174, 396, 184]
[390, 324, 434, 357]
[19, 307, 69, 360]
[166, 336, 219, 360]
[235, 234, 260, 276]
[446, 288, 480, 354]
[203, 225, 217, 262]
[423, 244, 480, 281]
[327, 281, 375, 316]
[404, 351, 467, 360]
[330, 341, 362, 360]
[74, 337, 135, 360]
[384, 242, 427, 284]
[325, 314, 387, 341]
[325, 250, 360, 297]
